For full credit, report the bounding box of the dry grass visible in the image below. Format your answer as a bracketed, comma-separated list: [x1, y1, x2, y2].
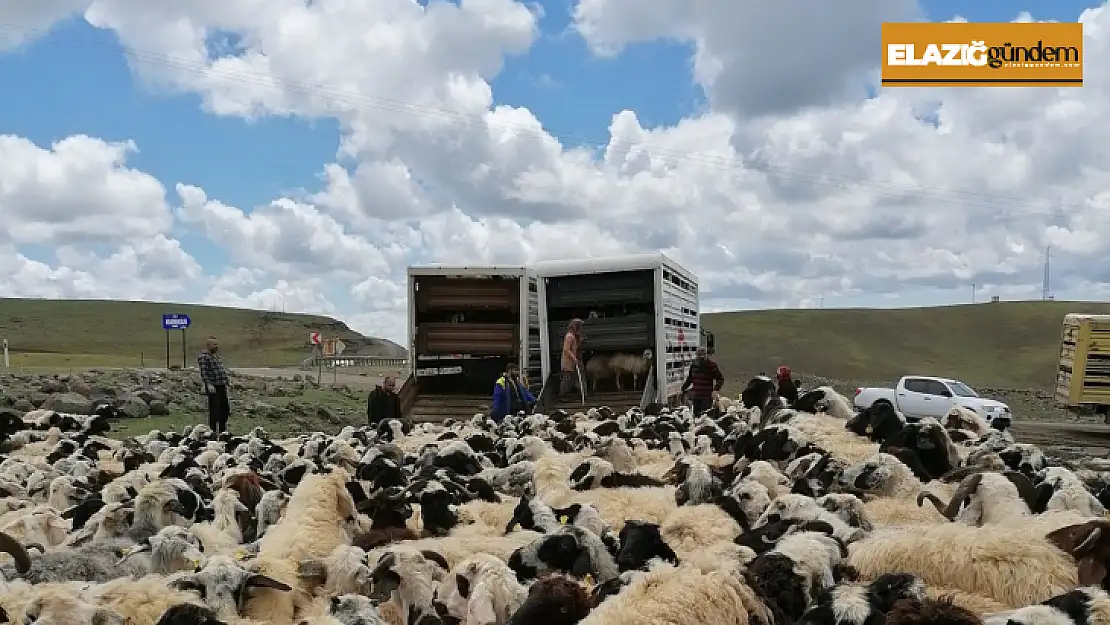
[0, 298, 403, 368]
[703, 300, 1110, 392]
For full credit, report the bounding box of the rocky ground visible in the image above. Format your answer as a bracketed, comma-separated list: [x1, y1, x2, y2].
[0, 366, 1101, 442]
[0, 368, 378, 438]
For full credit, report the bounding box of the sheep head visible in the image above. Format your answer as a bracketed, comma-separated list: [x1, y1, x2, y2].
[916, 471, 1037, 522]
[615, 520, 678, 572]
[155, 603, 227, 625]
[368, 549, 449, 603]
[20, 593, 127, 625]
[328, 594, 388, 625]
[169, 556, 291, 617]
[358, 486, 413, 528]
[1046, 519, 1110, 587]
[505, 574, 591, 625]
[886, 597, 983, 625]
[136, 526, 206, 574]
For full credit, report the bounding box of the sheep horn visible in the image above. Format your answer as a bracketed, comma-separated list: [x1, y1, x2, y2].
[940, 473, 983, 520]
[916, 492, 948, 516]
[257, 476, 280, 491]
[1002, 471, 1038, 513]
[244, 574, 292, 591]
[0, 532, 31, 573]
[938, 466, 975, 483]
[1077, 527, 1103, 557]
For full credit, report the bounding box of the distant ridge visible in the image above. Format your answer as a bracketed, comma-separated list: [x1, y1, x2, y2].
[0, 298, 406, 368]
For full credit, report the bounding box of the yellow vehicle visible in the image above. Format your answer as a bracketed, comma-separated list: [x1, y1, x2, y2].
[1056, 313, 1110, 423]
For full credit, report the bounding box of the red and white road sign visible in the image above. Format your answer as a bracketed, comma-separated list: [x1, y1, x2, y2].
[309, 332, 321, 345]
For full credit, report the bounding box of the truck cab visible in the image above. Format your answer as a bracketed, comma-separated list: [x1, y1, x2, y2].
[854, 375, 1012, 428]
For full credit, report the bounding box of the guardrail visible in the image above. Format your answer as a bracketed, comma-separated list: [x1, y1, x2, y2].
[300, 356, 409, 369]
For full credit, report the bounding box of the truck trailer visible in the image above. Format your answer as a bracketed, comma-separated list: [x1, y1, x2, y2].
[535, 253, 701, 412]
[1056, 313, 1110, 423]
[401, 265, 540, 421]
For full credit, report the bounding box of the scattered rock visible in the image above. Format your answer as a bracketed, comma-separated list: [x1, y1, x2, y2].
[117, 397, 151, 419]
[42, 392, 92, 414]
[0, 366, 386, 435]
[316, 406, 341, 425]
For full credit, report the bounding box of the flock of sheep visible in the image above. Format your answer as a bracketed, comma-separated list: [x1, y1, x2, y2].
[1, 375, 1110, 625]
[584, 354, 650, 392]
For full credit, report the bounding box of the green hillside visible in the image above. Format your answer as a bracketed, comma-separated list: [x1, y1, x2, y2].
[0, 298, 405, 369]
[703, 301, 1110, 390]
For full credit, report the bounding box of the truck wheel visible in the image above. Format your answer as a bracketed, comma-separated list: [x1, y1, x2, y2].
[873, 399, 893, 409]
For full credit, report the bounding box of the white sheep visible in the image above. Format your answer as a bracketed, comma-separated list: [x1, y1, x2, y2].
[917, 471, 1035, 525]
[847, 513, 1094, 608]
[1036, 467, 1105, 517]
[437, 553, 527, 625]
[608, 353, 650, 391]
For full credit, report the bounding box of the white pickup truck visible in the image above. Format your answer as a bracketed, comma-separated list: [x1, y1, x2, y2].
[853, 375, 1012, 426]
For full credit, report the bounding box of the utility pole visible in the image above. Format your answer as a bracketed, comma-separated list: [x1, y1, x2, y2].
[1042, 247, 1052, 300]
[972, 283, 976, 304]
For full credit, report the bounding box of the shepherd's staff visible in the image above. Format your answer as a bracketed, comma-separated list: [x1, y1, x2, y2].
[576, 363, 587, 406]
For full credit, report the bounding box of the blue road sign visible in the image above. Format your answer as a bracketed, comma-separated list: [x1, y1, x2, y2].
[162, 314, 191, 330]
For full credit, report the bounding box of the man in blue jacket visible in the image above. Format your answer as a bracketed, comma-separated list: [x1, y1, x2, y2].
[490, 363, 535, 423]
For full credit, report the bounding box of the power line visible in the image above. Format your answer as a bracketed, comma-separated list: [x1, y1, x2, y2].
[0, 21, 1105, 221]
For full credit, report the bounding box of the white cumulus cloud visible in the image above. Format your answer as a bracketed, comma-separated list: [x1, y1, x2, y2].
[0, 0, 1108, 344]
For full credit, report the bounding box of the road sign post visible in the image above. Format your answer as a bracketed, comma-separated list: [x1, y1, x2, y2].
[162, 314, 192, 369]
[2, 338, 8, 369]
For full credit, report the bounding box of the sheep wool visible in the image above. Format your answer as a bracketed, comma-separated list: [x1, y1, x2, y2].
[580, 561, 770, 625]
[848, 524, 1078, 608]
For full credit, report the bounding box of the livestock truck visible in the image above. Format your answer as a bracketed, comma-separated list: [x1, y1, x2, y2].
[400, 265, 540, 422]
[1056, 313, 1110, 423]
[534, 253, 701, 413]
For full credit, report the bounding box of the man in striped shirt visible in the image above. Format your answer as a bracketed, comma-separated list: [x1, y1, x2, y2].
[682, 346, 724, 415]
[197, 336, 231, 434]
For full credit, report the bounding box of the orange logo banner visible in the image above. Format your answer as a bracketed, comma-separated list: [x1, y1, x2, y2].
[881, 22, 1083, 87]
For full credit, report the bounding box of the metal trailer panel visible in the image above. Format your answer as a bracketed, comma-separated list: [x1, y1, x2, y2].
[538, 278, 553, 385]
[536, 254, 699, 405]
[659, 258, 700, 400]
[535, 253, 695, 282]
[406, 265, 531, 376]
[1059, 314, 1110, 406]
[525, 274, 542, 392]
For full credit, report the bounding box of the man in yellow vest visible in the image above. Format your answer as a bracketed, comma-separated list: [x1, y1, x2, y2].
[490, 363, 535, 423]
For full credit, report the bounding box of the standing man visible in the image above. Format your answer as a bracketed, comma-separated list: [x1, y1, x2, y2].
[776, 365, 799, 405]
[197, 336, 231, 434]
[560, 318, 584, 398]
[682, 346, 724, 415]
[490, 363, 535, 423]
[367, 376, 402, 425]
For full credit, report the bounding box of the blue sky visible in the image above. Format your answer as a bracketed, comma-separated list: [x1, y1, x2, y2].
[0, 0, 1102, 325]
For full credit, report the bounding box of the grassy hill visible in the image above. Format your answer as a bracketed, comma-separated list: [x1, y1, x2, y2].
[0, 298, 405, 369]
[703, 301, 1110, 391]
